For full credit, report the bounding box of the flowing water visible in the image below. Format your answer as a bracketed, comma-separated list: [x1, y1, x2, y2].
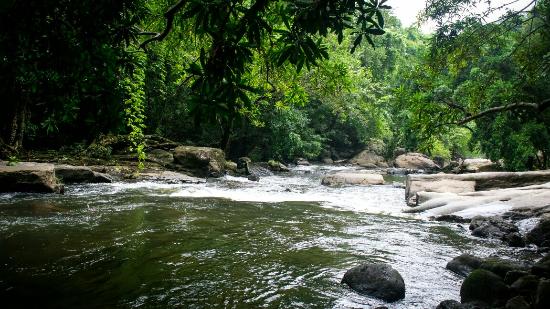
[0, 165, 529, 308]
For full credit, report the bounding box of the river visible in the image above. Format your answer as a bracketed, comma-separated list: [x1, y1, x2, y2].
[0, 165, 527, 308]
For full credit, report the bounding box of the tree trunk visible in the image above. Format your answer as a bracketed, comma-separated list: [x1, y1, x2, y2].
[220, 115, 234, 154]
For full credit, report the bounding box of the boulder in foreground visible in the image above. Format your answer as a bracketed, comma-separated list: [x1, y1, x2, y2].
[322, 172, 384, 186]
[0, 162, 62, 193]
[342, 263, 405, 302]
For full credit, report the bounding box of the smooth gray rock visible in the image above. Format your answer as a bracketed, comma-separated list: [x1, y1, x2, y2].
[341, 263, 405, 302]
[173, 146, 226, 177]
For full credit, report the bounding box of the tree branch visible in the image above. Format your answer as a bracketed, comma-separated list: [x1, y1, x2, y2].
[455, 99, 550, 125]
[139, 0, 186, 49]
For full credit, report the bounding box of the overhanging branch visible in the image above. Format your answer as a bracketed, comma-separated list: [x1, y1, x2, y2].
[455, 98, 550, 125]
[139, 0, 186, 49]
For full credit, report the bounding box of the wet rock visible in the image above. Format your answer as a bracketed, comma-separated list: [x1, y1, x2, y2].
[479, 257, 527, 278]
[54, 165, 112, 183]
[147, 149, 174, 165]
[502, 232, 526, 247]
[225, 161, 238, 173]
[395, 152, 439, 171]
[173, 146, 226, 177]
[505, 296, 530, 309]
[349, 150, 388, 168]
[527, 217, 550, 247]
[0, 162, 62, 193]
[460, 269, 509, 307]
[247, 175, 260, 182]
[321, 172, 384, 186]
[436, 300, 463, 309]
[447, 254, 483, 277]
[322, 158, 334, 164]
[510, 275, 540, 299]
[504, 270, 529, 284]
[341, 263, 405, 302]
[531, 253, 550, 278]
[296, 158, 310, 166]
[237, 157, 252, 175]
[267, 160, 289, 172]
[535, 279, 550, 309]
[470, 216, 518, 239]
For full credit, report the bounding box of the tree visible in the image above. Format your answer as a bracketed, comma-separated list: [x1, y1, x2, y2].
[139, 0, 390, 152]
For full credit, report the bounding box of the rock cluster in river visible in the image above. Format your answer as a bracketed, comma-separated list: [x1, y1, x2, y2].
[341, 263, 405, 302]
[439, 252, 550, 309]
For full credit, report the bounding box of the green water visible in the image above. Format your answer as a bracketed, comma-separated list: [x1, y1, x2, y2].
[0, 171, 523, 308]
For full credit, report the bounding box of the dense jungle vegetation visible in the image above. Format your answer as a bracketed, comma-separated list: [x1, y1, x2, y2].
[1, 0, 549, 170]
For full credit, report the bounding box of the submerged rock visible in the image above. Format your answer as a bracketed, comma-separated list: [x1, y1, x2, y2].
[54, 165, 112, 183]
[321, 172, 384, 186]
[447, 254, 483, 277]
[0, 162, 62, 193]
[173, 146, 226, 177]
[341, 263, 405, 302]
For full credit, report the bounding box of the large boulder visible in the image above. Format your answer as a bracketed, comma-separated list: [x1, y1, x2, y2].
[54, 165, 112, 183]
[0, 162, 62, 193]
[322, 172, 384, 186]
[446, 254, 483, 277]
[478, 257, 527, 278]
[460, 269, 509, 307]
[173, 146, 226, 177]
[350, 150, 389, 168]
[395, 153, 439, 170]
[341, 263, 405, 302]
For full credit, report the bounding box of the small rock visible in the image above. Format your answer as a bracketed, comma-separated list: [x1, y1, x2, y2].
[296, 158, 310, 166]
[527, 217, 550, 247]
[322, 158, 334, 164]
[505, 296, 530, 309]
[503, 232, 526, 247]
[436, 299, 463, 309]
[532, 252, 550, 278]
[447, 254, 483, 277]
[247, 175, 260, 182]
[460, 269, 509, 307]
[470, 216, 518, 239]
[341, 263, 405, 302]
